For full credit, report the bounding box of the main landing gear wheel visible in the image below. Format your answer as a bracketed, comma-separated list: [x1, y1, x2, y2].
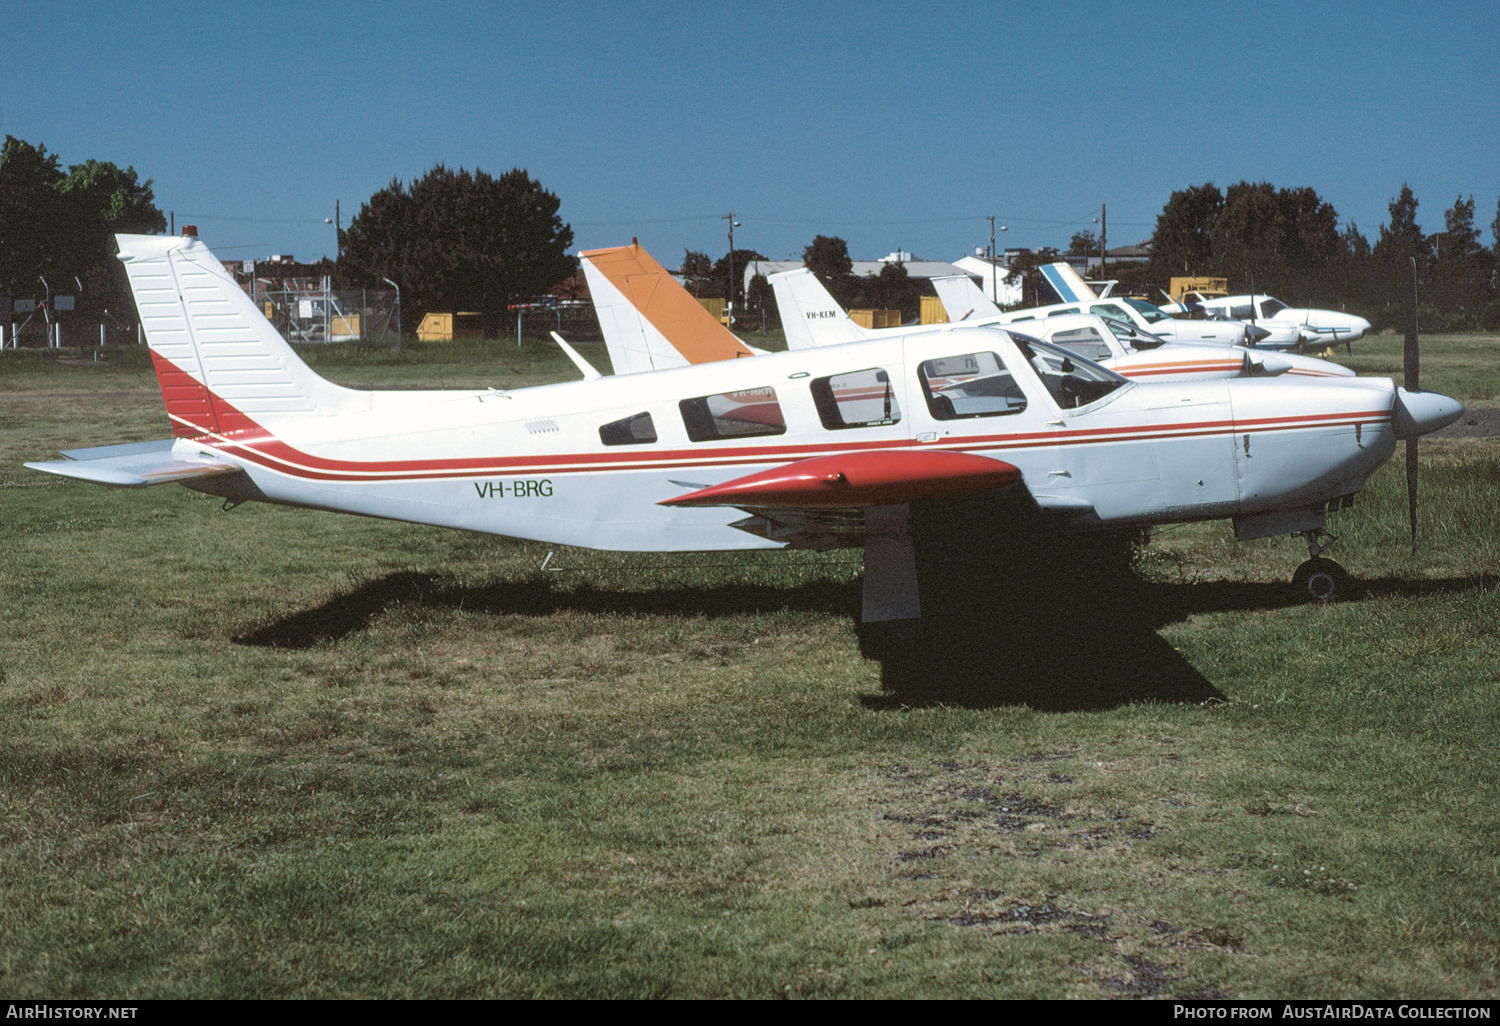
[1292, 557, 1352, 603]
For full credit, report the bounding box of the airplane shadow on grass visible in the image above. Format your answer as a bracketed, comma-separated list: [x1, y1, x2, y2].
[231, 519, 1496, 714]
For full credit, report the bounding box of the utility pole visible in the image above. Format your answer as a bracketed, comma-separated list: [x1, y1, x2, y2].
[986, 216, 1007, 305]
[988, 216, 996, 305]
[723, 213, 740, 325]
[1100, 203, 1107, 279]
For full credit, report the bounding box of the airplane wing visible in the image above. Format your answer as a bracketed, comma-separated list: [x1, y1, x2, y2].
[930, 275, 1002, 322]
[579, 242, 756, 374]
[25, 439, 245, 488]
[767, 269, 876, 349]
[660, 448, 1041, 622]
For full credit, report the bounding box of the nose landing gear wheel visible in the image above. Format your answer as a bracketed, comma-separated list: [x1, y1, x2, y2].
[1292, 557, 1352, 603]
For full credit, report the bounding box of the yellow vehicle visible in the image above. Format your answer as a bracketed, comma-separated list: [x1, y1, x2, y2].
[1169, 276, 1228, 303]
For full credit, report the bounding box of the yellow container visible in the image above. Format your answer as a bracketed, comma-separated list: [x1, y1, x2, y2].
[849, 309, 902, 329]
[417, 312, 484, 342]
[921, 295, 948, 325]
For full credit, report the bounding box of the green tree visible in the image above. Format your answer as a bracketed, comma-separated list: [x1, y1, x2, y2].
[339, 165, 576, 336]
[858, 261, 923, 322]
[802, 234, 857, 306]
[0, 137, 66, 298]
[1067, 230, 1098, 258]
[1372, 184, 1429, 326]
[708, 248, 767, 311]
[745, 273, 777, 329]
[1374, 183, 1430, 269]
[680, 250, 713, 297]
[1211, 181, 1287, 293]
[1003, 250, 1051, 310]
[1430, 195, 1491, 324]
[1146, 182, 1222, 292]
[1273, 185, 1343, 304]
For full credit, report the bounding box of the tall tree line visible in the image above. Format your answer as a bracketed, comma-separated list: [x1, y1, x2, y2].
[1146, 180, 1500, 330]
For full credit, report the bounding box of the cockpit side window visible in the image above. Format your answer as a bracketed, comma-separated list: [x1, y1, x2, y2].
[1123, 297, 1169, 324]
[1229, 303, 1254, 320]
[1101, 317, 1165, 350]
[1012, 336, 1128, 410]
[810, 367, 901, 430]
[599, 412, 657, 446]
[1089, 303, 1133, 323]
[1047, 326, 1113, 362]
[680, 387, 786, 442]
[917, 351, 1028, 420]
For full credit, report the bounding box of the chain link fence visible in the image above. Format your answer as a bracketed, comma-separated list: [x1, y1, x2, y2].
[252, 281, 401, 345]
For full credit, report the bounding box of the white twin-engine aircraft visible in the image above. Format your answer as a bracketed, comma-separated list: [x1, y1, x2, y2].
[27, 231, 1463, 622]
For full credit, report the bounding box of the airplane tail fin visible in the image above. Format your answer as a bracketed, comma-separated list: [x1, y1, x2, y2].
[767, 269, 876, 349]
[931, 275, 1003, 322]
[1038, 262, 1098, 305]
[116, 230, 364, 438]
[579, 241, 755, 373]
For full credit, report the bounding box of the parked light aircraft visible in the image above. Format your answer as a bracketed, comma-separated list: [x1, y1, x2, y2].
[25, 231, 1463, 622]
[767, 267, 1355, 384]
[1163, 293, 1372, 349]
[1025, 262, 1259, 346]
[920, 266, 1250, 347]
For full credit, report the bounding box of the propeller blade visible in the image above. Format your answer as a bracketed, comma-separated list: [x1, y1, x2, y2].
[1404, 256, 1420, 555]
[1406, 439, 1419, 556]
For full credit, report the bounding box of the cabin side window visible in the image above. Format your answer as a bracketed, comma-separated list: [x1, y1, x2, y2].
[917, 352, 1028, 420]
[679, 387, 787, 442]
[598, 412, 657, 446]
[810, 367, 901, 430]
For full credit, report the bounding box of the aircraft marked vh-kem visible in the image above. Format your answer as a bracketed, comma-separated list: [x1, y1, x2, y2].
[26, 230, 1463, 622]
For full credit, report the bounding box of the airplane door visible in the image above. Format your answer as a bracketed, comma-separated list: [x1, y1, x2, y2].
[902, 338, 1051, 449]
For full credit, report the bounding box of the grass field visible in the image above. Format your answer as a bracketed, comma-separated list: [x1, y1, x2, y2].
[1, 333, 1497, 999]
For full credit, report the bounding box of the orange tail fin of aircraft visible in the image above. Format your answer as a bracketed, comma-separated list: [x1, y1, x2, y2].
[580, 241, 757, 373]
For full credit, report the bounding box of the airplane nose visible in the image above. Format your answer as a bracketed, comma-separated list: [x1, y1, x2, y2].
[1247, 352, 1292, 375]
[1393, 388, 1464, 439]
[1352, 316, 1371, 338]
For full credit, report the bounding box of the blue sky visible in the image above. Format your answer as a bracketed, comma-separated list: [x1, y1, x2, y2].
[4, 0, 1497, 268]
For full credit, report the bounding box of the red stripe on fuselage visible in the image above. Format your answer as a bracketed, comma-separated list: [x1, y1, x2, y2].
[155, 354, 1391, 484]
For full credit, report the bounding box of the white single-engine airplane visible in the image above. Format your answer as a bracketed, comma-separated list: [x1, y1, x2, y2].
[26, 231, 1462, 623]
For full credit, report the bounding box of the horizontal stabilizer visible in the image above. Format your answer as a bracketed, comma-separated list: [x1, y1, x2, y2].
[25, 439, 243, 488]
[659, 449, 1021, 510]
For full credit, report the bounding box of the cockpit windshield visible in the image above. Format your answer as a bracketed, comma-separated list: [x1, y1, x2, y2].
[1101, 317, 1167, 350]
[1122, 297, 1172, 324]
[1010, 334, 1129, 409]
[1260, 298, 1288, 317]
